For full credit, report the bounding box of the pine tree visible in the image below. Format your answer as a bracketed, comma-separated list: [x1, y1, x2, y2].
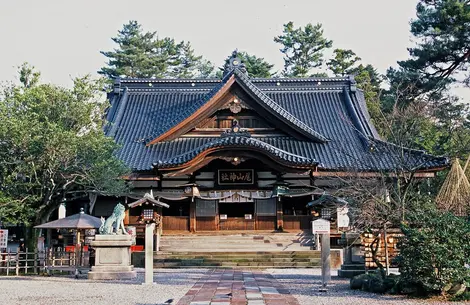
[398, 0, 470, 92]
[195, 59, 217, 79]
[327, 49, 361, 76]
[170, 41, 203, 78]
[274, 21, 332, 77]
[99, 21, 210, 79]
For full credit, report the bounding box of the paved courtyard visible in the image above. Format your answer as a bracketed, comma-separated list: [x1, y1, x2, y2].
[0, 269, 466, 305]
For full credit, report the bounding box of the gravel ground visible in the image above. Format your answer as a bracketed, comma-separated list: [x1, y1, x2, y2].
[0, 268, 208, 305]
[1, 268, 467, 305]
[266, 269, 468, 305]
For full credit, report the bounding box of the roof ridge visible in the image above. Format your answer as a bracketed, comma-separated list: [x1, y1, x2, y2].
[144, 72, 235, 143]
[117, 76, 350, 83]
[233, 69, 330, 143]
[154, 135, 317, 169]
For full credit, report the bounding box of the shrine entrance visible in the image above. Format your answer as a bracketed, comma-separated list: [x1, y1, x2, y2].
[218, 201, 255, 230]
[193, 194, 277, 231]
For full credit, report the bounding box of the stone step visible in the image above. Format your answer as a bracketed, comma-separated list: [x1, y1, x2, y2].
[153, 261, 320, 268]
[162, 232, 313, 239]
[338, 269, 366, 278]
[160, 238, 314, 242]
[155, 257, 320, 263]
[156, 252, 321, 258]
[131, 249, 343, 269]
[152, 264, 320, 269]
[340, 264, 366, 271]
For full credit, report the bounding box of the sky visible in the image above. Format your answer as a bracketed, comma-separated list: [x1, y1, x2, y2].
[0, 0, 468, 100]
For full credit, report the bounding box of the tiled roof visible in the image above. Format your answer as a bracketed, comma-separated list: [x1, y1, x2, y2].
[231, 69, 329, 143]
[106, 71, 448, 172]
[154, 135, 316, 168]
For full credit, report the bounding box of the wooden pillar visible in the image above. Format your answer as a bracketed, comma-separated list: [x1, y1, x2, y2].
[215, 201, 219, 230]
[254, 200, 257, 230]
[190, 199, 196, 232]
[276, 197, 283, 230]
[124, 209, 130, 226]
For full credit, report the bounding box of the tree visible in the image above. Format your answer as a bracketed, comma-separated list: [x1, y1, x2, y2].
[274, 21, 333, 77]
[334, 86, 449, 277]
[0, 64, 129, 246]
[221, 51, 275, 78]
[325, 48, 383, 131]
[99, 20, 211, 79]
[398, 208, 470, 296]
[99, 21, 172, 78]
[400, 0, 470, 88]
[327, 49, 361, 76]
[196, 59, 217, 79]
[381, 0, 470, 161]
[170, 41, 204, 78]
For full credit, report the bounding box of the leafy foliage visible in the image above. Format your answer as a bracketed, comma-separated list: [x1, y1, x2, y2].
[274, 21, 332, 77]
[380, 0, 470, 159]
[403, 0, 470, 87]
[398, 208, 470, 296]
[0, 64, 129, 226]
[99, 21, 214, 79]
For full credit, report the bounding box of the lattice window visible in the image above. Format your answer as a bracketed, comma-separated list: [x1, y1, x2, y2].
[196, 199, 217, 217]
[255, 198, 276, 216]
[321, 208, 332, 220]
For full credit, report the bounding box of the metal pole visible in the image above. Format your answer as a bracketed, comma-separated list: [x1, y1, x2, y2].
[320, 233, 331, 290]
[144, 223, 155, 285]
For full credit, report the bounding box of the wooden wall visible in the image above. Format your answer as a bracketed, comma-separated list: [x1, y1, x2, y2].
[163, 216, 189, 231]
[256, 216, 276, 230]
[283, 215, 312, 230]
[196, 216, 217, 231]
[219, 218, 255, 230]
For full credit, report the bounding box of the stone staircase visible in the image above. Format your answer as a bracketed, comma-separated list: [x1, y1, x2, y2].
[159, 232, 315, 252]
[138, 232, 342, 269]
[153, 251, 330, 268]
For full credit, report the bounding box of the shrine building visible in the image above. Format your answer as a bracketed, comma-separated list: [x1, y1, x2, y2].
[91, 53, 447, 241]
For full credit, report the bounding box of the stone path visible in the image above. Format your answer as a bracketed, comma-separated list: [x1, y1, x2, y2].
[176, 269, 300, 305]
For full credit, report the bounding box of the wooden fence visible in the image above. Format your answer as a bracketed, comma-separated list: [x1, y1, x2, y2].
[0, 248, 90, 275]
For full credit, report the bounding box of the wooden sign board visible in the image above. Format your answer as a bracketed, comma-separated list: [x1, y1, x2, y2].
[312, 219, 330, 234]
[0, 229, 8, 249]
[218, 169, 254, 185]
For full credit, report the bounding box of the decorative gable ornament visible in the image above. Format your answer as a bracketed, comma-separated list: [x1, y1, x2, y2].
[229, 99, 242, 114]
[220, 96, 251, 114]
[223, 49, 247, 76]
[220, 119, 251, 138]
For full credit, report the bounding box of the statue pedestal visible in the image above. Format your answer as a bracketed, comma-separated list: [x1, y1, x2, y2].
[88, 235, 137, 280]
[337, 233, 366, 278]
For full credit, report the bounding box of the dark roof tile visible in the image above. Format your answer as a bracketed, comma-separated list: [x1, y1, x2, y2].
[107, 74, 448, 172]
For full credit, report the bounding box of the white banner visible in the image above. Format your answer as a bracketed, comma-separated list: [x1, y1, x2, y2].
[0, 229, 8, 249]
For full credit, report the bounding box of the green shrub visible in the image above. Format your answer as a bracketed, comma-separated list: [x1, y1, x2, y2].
[350, 273, 370, 290]
[383, 274, 400, 292]
[350, 272, 390, 293]
[397, 210, 470, 296]
[450, 290, 470, 302]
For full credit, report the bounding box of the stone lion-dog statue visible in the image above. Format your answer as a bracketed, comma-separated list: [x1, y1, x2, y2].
[99, 203, 128, 235]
